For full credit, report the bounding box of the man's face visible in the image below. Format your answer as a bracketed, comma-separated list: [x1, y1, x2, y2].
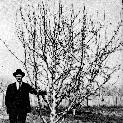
[15, 74, 23, 83]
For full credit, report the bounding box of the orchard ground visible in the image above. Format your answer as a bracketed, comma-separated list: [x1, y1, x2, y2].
[1, 105, 123, 123]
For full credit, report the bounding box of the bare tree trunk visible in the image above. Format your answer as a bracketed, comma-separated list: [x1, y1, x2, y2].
[116, 96, 118, 106]
[86, 97, 89, 107]
[50, 90, 56, 123]
[2, 92, 5, 107]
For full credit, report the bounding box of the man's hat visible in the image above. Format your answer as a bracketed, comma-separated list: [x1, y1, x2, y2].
[13, 69, 25, 77]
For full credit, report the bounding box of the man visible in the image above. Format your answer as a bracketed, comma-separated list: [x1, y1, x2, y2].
[5, 69, 46, 123]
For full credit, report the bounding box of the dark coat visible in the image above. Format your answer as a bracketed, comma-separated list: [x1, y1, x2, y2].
[5, 82, 37, 114]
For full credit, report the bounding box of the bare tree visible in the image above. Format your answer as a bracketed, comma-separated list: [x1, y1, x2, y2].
[1, 0, 122, 122]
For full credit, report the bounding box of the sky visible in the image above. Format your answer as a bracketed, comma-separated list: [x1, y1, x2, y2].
[0, 0, 122, 84]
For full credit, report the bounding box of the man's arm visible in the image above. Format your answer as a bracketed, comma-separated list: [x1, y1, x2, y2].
[5, 85, 10, 107]
[27, 84, 37, 95]
[27, 83, 47, 96]
[5, 85, 12, 113]
[38, 90, 47, 95]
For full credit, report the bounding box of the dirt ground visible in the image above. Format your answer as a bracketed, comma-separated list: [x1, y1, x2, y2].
[1, 106, 123, 123]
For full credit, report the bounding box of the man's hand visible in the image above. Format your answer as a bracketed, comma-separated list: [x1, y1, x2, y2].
[37, 90, 47, 103]
[37, 90, 47, 96]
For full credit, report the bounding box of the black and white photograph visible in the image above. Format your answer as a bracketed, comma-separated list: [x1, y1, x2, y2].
[0, 0, 122, 123]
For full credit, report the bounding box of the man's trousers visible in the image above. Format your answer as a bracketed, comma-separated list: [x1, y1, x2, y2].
[9, 111, 27, 123]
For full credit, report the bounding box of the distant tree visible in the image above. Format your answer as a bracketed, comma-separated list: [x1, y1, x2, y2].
[0, 77, 12, 107]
